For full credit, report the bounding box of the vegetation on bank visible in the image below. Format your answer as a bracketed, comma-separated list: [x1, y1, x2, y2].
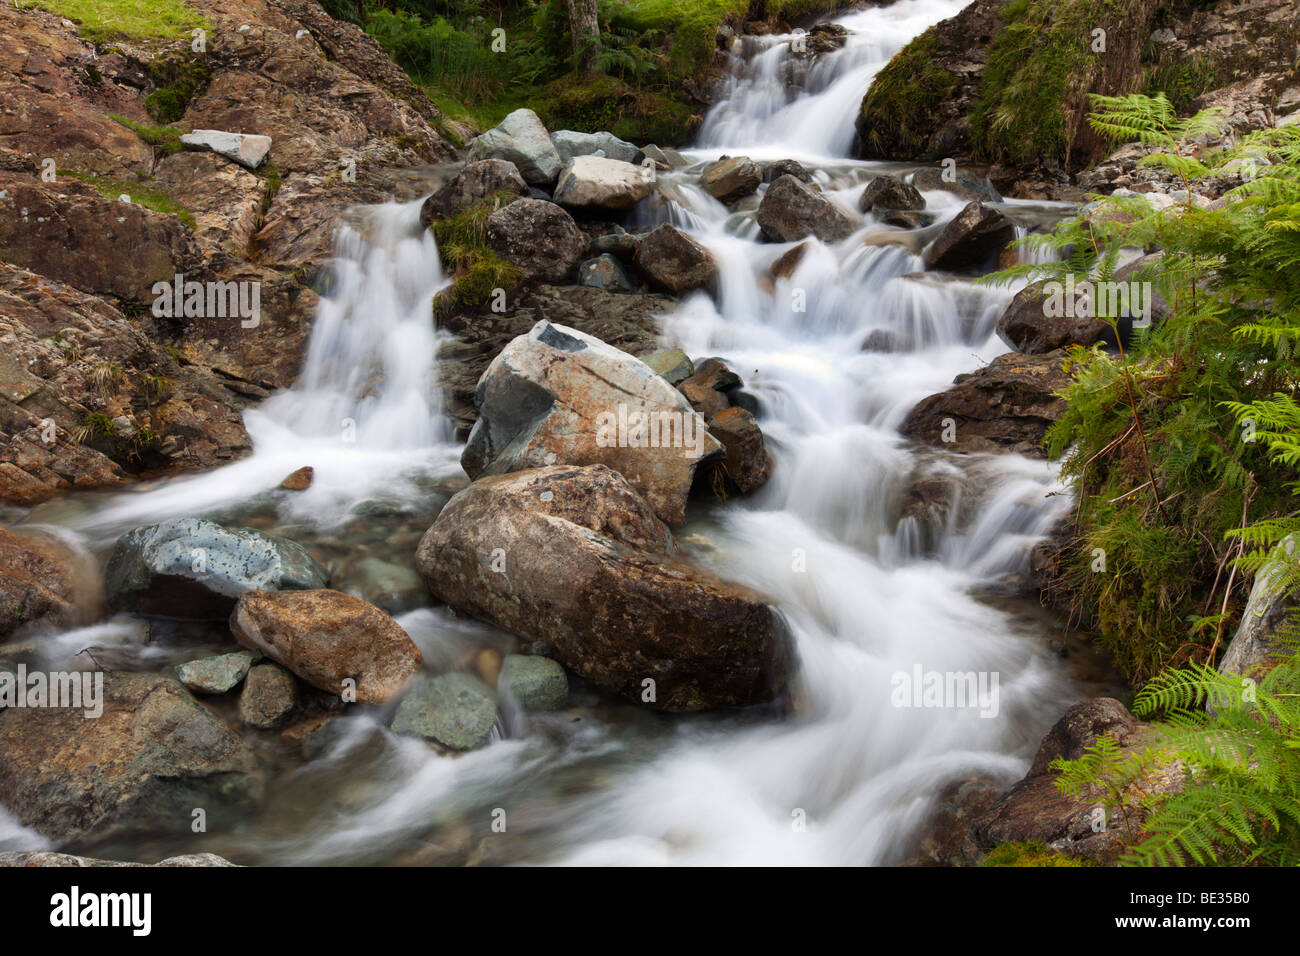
[989, 94, 1300, 864]
[17, 0, 210, 44]
[325, 0, 844, 145]
[859, 0, 1284, 170]
[430, 191, 523, 316]
[59, 170, 196, 227]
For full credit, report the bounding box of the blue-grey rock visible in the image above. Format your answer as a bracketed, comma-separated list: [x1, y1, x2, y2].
[103, 517, 330, 619]
[468, 109, 562, 186]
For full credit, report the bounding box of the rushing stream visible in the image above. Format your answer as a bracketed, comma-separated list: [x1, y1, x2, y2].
[2, 0, 1123, 864]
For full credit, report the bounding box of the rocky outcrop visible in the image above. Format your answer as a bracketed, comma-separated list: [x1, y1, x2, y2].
[485, 198, 587, 282]
[856, 0, 1299, 186]
[757, 174, 855, 243]
[901, 350, 1070, 457]
[971, 698, 1183, 863]
[415, 465, 794, 711]
[419, 159, 528, 227]
[632, 223, 719, 296]
[553, 155, 654, 212]
[0, 0, 462, 499]
[924, 202, 1015, 272]
[229, 588, 422, 704]
[0, 672, 264, 843]
[468, 108, 563, 186]
[461, 321, 721, 526]
[103, 517, 330, 618]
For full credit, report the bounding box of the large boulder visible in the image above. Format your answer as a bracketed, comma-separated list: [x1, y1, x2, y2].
[757, 174, 856, 243]
[461, 321, 721, 525]
[438, 284, 669, 437]
[900, 350, 1070, 457]
[553, 155, 654, 213]
[103, 518, 329, 619]
[229, 589, 422, 704]
[0, 672, 264, 843]
[702, 156, 763, 204]
[995, 286, 1111, 354]
[415, 465, 793, 711]
[485, 198, 586, 282]
[632, 223, 719, 297]
[419, 159, 527, 227]
[924, 201, 1016, 272]
[468, 108, 563, 186]
[550, 129, 641, 165]
[971, 698, 1182, 863]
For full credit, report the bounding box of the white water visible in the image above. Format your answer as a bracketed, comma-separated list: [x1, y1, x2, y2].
[12, 2, 1101, 866]
[699, 0, 970, 160]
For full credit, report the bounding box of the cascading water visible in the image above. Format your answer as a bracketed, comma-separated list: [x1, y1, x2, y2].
[699, 0, 971, 158]
[4, 2, 1121, 864]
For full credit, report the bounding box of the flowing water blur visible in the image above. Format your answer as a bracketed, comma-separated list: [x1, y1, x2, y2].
[4, 2, 1122, 864]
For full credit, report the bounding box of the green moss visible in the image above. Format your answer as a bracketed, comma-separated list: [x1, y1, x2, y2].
[20, 0, 210, 44]
[982, 842, 1095, 867]
[109, 114, 183, 154]
[968, 0, 1161, 168]
[60, 171, 195, 228]
[143, 54, 211, 124]
[857, 32, 958, 159]
[537, 73, 699, 145]
[260, 165, 282, 216]
[431, 192, 524, 315]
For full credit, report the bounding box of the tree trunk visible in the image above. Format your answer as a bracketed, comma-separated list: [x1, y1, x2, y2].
[565, 0, 599, 73]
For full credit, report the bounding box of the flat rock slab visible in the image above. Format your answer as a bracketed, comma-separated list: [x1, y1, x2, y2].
[181, 129, 273, 170]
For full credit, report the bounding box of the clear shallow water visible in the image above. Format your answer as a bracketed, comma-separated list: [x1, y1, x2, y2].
[5, 2, 1121, 865]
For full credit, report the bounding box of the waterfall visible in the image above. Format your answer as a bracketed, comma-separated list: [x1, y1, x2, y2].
[17, 1, 1099, 866]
